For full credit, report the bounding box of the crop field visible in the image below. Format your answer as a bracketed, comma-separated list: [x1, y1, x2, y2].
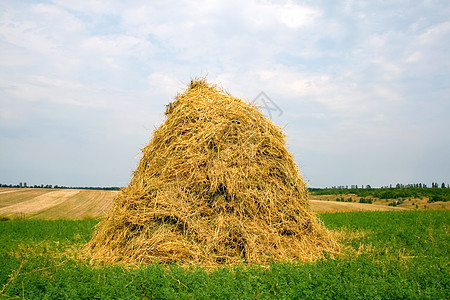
[0, 188, 416, 220]
[0, 188, 115, 220]
[1, 210, 448, 299]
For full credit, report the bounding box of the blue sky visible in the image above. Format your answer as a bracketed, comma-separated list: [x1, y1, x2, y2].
[1, 0, 449, 188]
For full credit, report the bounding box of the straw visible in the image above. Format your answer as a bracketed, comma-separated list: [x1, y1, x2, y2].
[86, 79, 339, 266]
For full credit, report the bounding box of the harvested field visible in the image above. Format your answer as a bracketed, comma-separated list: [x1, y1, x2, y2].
[1, 188, 446, 220]
[0, 188, 116, 220]
[309, 200, 405, 213]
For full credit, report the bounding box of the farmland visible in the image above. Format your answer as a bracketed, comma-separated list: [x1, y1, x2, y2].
[0, 210, 448, 298]
[0, 188, 115, 220]
[1, 187, 441, 220]
[0, 187, 448, 298]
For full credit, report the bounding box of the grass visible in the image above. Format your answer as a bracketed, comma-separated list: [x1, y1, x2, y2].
[0, 211, 448, 299]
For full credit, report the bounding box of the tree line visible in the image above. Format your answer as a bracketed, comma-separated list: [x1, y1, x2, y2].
[309, 183, 450, 202]
[0, 183, 120, 191]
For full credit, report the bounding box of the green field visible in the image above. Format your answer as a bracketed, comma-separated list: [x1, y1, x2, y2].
[1, 211, 448, 299]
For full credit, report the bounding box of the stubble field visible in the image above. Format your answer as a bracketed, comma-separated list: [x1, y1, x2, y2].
[0, 188, 115, 220]
[0, 188, 420, 220]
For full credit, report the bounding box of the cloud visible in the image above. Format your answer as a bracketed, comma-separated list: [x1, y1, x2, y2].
[79, 34, 155, 64]
[0, 0, 449, 187]
[243, 0, 321, 30]
[51, 0, 117, 16]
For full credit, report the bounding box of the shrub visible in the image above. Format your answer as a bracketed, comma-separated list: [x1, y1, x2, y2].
[428, 194, 449, 203]
[359, 198, 373, 204]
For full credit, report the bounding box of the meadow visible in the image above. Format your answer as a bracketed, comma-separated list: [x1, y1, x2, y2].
[1, 210, 448, 299]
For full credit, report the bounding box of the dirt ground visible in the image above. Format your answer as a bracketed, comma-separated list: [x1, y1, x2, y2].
[0, 188, 447, 220]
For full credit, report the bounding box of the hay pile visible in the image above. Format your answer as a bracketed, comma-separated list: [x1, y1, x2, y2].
[87, 79, 339, 266]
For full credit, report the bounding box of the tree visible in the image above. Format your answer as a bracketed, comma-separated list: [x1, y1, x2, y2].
[441, 182, 446, 188]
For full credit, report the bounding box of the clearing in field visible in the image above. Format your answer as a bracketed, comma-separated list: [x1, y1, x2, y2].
[87, 79, 339, 266]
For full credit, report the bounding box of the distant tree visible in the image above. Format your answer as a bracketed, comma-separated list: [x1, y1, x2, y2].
[441, 182, 446, 189]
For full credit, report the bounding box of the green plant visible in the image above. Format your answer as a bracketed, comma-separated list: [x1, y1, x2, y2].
[359, 198, 373, 204]
[1, 211, 448, 299]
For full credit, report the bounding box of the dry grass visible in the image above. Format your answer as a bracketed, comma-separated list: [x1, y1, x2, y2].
[0, 189, 116, 220]
[86, 79, 340, 266]
[0, 189, 421, 221]
[309, 200, 405, 213]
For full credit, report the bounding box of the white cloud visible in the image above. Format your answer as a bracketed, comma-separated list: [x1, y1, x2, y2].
[31, 3, 85, 33]
[404, 51, 422, 63]
[0, 16, 58, 55]
[51, 0, 116, 16]
[147, 73, 181, 95]
[31, 75, 83, 90]
[80, 35, 152, 57]
[243, 0, 321, 30]
[0, 0, 449, 187]
[1, 76, 97, 107]
[275, 1, 322, 29]
[419, 21, 450, 44]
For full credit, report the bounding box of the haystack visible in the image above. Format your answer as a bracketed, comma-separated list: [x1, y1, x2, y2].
[87, 79, 339, 266]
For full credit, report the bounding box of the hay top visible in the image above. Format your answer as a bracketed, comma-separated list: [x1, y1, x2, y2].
[87, 79, 339, 266]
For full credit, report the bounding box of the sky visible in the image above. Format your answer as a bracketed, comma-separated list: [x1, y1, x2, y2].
[1, 0, 449, 188]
